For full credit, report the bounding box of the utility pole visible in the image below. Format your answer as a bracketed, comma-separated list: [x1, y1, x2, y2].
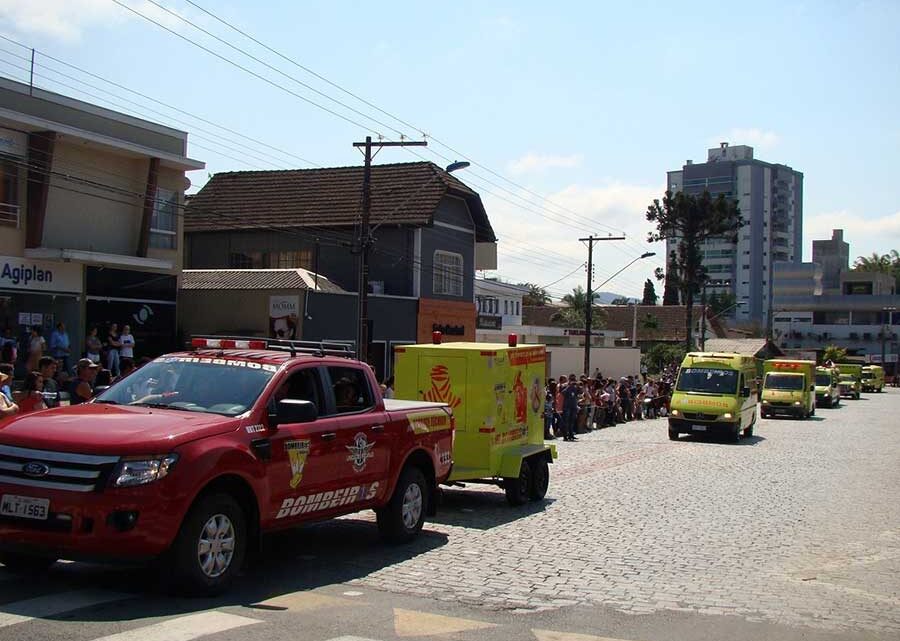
[579, 235, 626, 375]
[882, 306, 897, 368]
[700, 283, 707, 351]
[352, 136, 427, 363]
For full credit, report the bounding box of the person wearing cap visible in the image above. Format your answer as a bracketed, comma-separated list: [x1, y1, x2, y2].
[0, 367, 18, 417]
[69, 358, 100, 405]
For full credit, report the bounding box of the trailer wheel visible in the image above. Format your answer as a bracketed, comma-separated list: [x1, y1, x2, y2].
[528, 457, 549, 501]
[504, 460, 531, 506]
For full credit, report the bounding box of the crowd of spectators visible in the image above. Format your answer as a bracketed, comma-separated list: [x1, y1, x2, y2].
[543, 364, 679, 440]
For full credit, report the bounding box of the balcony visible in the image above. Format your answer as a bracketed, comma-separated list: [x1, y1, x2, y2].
[0, 203, 19, 228]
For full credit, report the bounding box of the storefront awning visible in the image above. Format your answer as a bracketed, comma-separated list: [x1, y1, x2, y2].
[25, 248, 173, 271]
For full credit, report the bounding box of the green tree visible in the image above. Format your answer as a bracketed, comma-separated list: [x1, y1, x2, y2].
[646, 190, 744, 350]
[707, 291, 737, 317]
[823, 344, 847, 364]
[640, 313, 659, 330]
[610, 296, 632, 305]
[655, 250, 681, 306]
[853, 250, 900, 291]
[519, 282, 551, 306]
[641, 343, 686, 375]
[642, 279, 658, 306]
[552, 286, 606, 329]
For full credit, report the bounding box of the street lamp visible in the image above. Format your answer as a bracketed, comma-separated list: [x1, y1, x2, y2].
[583, 251, 656, 375]
[700, 300, 747, 351]
[881, 306, 896, 368]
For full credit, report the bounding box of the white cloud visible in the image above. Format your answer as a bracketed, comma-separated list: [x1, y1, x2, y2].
[507, 152, 584, 175]
[803, 209, 900, 263]
[0, 0, 192, 43]
[481, 180, 666, 300]
[711, 128, 781, 151]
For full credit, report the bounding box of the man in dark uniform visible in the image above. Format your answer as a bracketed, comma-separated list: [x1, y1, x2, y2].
[560, 374, 581, 441]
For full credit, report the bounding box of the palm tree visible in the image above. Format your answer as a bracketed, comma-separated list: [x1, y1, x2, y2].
[561, 286, 596, 314]
[553, 286, 606, 329]
[822, 345, 847, 365]
[521, 283, 551, 306]
[853, 252, 892, 273]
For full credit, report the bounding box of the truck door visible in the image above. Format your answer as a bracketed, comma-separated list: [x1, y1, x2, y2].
[266, 366, 346, 524]
[325, 365, 390, 503]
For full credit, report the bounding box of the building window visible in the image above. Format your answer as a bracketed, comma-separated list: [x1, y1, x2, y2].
[0, 158, 19, 227]
[515, 301, 520, 315]
[433, 250, 463, 296]
[504, 300, 509, 315]
[270, 250, 312, 269]
[150, 188, 177, 249]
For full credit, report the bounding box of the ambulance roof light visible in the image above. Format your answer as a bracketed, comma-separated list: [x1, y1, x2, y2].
[432, 331, 442, 344]
[508, 333, 518, 347]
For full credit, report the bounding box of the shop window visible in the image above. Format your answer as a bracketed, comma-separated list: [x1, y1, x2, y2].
[0, 158, 19, 227]
[433, 250, 463, 296]
[150, 188, 178, 249]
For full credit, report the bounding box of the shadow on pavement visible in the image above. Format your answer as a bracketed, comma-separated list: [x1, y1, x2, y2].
[679, 434, 767, 446]
[0, 516, 448, 622]
[430, 487, 555, 530]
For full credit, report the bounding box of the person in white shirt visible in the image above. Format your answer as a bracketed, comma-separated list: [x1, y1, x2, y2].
[120, 325, 135, 359]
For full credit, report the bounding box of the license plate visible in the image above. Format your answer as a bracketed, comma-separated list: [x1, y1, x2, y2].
[0, 494, 49, 521]
[692, 424, 707, 432]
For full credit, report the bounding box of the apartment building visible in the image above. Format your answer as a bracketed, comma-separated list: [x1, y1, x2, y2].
[667, 142, 803, 326]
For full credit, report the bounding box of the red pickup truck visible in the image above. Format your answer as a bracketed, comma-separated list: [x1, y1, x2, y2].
[0, 338, 454, 595]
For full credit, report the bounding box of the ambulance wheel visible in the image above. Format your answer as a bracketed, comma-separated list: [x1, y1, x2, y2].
[0, 553, 57, 573]
[377, 466, 427, 543]
[504, 461, 531, 506]
[731, 422, 741, 443]
[168, 492, 247, 596]
[668, 428, 679, 441]
[744, 425, 754, 438]
[528, 457, 549, 501]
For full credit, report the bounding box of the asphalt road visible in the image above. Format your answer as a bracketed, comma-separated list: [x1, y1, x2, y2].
[2, 387, 899, 641]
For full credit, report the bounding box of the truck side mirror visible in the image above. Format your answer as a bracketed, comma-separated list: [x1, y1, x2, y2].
[269, 399, 318, 428]
[809, 385, 815, 392]
[741, 387, 751, 398]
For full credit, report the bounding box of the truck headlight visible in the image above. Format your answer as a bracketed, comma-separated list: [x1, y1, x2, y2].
[670, 409, 679, 416]
[793, 401, 802, 406]
[723, 412, 733, 419]
[111, 455, 178, 488]
[761, 400, 769, 405]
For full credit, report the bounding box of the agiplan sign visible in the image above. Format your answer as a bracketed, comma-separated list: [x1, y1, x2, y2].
[0, 256, 82, 293]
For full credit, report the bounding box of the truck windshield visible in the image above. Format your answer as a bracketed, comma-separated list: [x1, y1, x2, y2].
[839, 374, 856, 382]
[815, 374, 833, 387]
[765, 373, 804, 390]
[95, 357, 277, 416]
[861, 372, 875, 380]
[675, 368, 738, 394]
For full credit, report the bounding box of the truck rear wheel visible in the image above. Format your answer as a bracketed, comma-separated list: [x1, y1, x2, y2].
[504, 460, 531, 506]
[528, 457, 549, 501]
[168, 492, 246, 596]
[0, 553, 57, 573]
[377, 466, 427, 543]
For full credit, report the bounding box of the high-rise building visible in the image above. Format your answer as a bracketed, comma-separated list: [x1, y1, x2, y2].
[666, 142, 803, 326]
[812, 229, 850, 294]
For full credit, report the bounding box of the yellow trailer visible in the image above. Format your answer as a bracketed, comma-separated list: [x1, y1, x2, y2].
[393, 336, 557, 505]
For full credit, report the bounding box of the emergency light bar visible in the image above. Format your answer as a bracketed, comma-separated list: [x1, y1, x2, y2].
[772, 362, 802, 370]
[191, 338, 267, 350]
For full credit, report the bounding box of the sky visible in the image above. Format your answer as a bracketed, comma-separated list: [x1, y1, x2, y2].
[0, 0, 898, 301]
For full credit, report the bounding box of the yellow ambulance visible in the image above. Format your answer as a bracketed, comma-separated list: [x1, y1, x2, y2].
[861, 365, 885, 393]
[814, 366, 841, 408]
[760, 359, 816, 419]
[668, 352, 758, 442]
[393, 335, 557, 506]
[836, 363, 863, 399]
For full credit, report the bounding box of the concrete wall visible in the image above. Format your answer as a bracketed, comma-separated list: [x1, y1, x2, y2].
[178, 288, 306, 338]
[546, 346, 642, 380]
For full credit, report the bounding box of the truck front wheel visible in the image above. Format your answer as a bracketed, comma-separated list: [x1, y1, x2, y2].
[528, 457, 549, 501]
[377, 466, 427, 543]
[504, 460, 531, 506]
[168, 493, 247, 596]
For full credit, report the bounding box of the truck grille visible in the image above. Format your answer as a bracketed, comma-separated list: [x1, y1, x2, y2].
[683, 412, 718, 421]
[0, 445, 119, 493]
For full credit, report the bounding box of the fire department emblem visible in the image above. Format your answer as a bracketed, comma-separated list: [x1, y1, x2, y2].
[285, 439, 310, 489]
[346, 433, 375, 472]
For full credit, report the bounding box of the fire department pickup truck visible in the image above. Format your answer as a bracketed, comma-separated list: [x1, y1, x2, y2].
[0, 337, 454, 595]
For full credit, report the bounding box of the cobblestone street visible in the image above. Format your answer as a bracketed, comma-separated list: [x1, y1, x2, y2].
[341, 387, 900, 636]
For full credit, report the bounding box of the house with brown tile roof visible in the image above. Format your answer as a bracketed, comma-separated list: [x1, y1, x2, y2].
[523, 304, 717, 345]
[182, 161, 498, 380]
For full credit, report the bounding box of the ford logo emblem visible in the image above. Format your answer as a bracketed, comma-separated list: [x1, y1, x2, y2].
[22, 462, 50, 478]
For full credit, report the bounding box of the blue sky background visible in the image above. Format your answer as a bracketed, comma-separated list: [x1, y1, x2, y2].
[1, 0, 897, 299]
